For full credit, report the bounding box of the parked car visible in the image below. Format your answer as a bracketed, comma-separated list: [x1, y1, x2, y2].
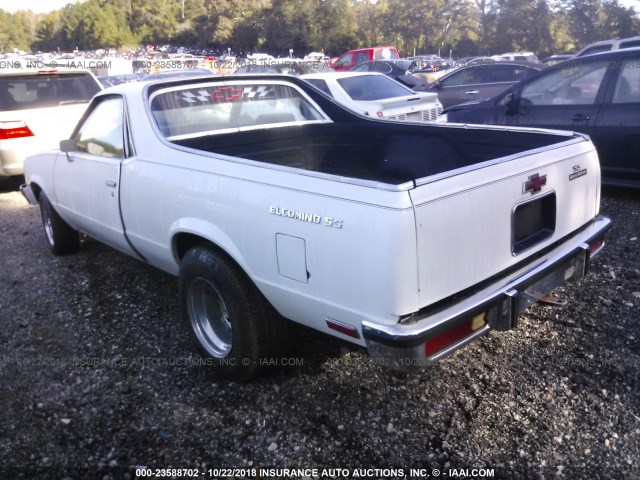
[574, 35, 640, 57]
[408, 55, 455, 83]
[97, 73, 145, 88]
[542, 54, 574, 66]
[424, 62, 542, 109]
[142, 68, 215, 80]
[442, 48, 640, 188]
[457, 56, 496, 66]
[350, 59, 430, 91]
[21, 74, 610, 379]
[408, 55, 452, 72]
[0, 69, 102, 178]
[329, 46, 399, 71]
[301, 72, 442, 122]
[96, 76, 115, 88]
[304, 52, 330, 63]
[233, 59, 333, 76]
[499, 51, 540, 63]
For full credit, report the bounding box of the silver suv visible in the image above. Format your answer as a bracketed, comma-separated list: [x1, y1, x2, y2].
[575, 35, 640, 57]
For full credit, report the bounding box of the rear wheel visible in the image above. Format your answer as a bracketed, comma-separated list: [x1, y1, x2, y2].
[178, 246, 283, 381]
[39, 193, 80, 255]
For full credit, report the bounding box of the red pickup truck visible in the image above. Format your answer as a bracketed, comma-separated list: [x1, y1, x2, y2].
[329, 46, 400, 71]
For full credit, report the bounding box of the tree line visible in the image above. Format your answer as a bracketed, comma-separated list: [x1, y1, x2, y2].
[0, 0, 638, 58]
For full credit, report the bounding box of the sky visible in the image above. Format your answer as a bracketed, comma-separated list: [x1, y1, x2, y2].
[0, 0, 75, 14]
[0, 0, 637, 15]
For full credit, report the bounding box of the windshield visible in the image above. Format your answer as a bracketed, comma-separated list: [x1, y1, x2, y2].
[0, 73, 100, 111]
[337, 75, 414, 101]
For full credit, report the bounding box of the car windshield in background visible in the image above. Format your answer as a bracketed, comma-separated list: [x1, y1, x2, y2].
[352, 59, 418, 74]
[337, 75, 414, 100]
[150, 81, 326, 140]
[0, 73, 101, 111]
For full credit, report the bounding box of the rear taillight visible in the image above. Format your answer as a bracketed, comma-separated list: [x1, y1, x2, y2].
[0, 121, 34, 140]
[588, 236, 605, 256]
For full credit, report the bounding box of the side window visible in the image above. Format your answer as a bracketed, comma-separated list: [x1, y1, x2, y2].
[578, 45, 611, 57]
[619, 40, 640, 49]
[520, 61, 608, 105]
[74, 96, 124, 158]
[612, 61, 640, 104]
[335, 53, 353, 68]
[514, 66, 537, 80]
[372, 62, 392, 74]
[441, 67, 485, 87]
[354, 52, 369, 66]
[489, 65, 526, 83]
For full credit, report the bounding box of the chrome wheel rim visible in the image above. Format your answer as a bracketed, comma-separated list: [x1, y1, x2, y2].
[43, 214, 55, 247]
[187, 277, 232, 357]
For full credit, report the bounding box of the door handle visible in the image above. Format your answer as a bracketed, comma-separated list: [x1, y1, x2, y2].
[465, 90, 479, 95]
[105, 181, 117, 188]
[571, 114, 590, 122]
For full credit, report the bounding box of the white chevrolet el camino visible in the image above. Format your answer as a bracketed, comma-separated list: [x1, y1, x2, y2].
[21, 74, 610, 380]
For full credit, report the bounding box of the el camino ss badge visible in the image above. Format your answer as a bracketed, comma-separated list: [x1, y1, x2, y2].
[269, 206, 343, 229]
[523, 173, 547, 195]
[569, 164, 587, 181]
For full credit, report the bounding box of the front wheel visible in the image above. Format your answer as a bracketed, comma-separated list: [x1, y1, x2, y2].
[39, 192, 80, 255]
[178, 246, 284, 381]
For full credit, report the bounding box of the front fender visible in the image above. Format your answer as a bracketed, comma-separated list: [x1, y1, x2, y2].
[22, 151, 61, 207]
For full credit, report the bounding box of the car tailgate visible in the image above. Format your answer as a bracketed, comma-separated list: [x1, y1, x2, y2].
[409, 134, 601, 308]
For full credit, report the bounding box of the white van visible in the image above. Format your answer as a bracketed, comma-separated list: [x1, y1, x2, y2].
[499, 52, 539, 63]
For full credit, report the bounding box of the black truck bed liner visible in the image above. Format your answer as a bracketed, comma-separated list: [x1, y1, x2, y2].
[173, 122, 573, 185]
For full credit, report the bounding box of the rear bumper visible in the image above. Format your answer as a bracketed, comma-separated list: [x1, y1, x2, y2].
[0, 147, 25, 177]
[362, 215, 611, 372]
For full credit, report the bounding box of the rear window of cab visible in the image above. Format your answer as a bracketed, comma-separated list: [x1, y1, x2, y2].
[374, 48, 399, 60]
[149, 81, 327, 140]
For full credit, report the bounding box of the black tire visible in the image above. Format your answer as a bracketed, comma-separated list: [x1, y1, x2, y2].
[178, 246, 284, 381]
[39, 193, 80, 255]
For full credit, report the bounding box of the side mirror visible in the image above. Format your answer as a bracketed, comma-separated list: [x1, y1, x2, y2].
[504, 93, 518, 114]
[60, 138, 78, 152]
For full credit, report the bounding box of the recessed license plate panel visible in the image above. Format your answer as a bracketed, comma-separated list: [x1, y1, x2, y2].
[512, 192, 556, 255]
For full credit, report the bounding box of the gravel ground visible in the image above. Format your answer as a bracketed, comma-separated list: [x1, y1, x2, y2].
[0, 177, 638, 480]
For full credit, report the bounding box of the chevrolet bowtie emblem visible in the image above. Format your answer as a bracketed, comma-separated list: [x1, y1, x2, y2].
[523, 173, 547, 194]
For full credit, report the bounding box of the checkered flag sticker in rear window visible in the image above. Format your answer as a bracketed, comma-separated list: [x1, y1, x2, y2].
[178, 85, 275, 104]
